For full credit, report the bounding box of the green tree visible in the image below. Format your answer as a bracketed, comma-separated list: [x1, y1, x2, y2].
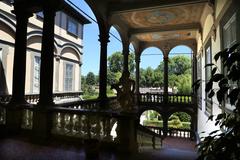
[168, 55, 191, 75]
[176, 74, 192, 94]
[108, 51, 135, 75]
[86, 72, 96, 86]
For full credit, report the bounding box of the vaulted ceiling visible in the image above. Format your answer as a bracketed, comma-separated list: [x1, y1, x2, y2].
[86, 0, 210, 51]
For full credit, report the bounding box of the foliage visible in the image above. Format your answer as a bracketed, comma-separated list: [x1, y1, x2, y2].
[168, 55, 191, 75]
[139, 55, 191, 94]
[173, 112, 191, 122]
[86, 72, 96, 86]
[195, 43, 240, 160]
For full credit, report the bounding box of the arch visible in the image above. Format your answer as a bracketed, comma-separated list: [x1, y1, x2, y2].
[169, 45, 194, 55]
[27, 31, 58, 53]
[0, 13, 16, 41]
[139, 109, 163, 126]
[61, 46, 80, 62]
[140, 46, 163, 57]
[108, 26, 123, 55]
[168, 111, 192, 129]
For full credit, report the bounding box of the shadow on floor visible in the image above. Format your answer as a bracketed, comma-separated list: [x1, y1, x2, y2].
[0, 136, 197, 160]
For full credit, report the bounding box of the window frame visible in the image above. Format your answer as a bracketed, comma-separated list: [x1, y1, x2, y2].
[67, 16, 78, 37]
[32, 55, 41, 93]
[63, 62, 75, 92]
[204, 39, 213, 116]
[220, 8, 240, 112]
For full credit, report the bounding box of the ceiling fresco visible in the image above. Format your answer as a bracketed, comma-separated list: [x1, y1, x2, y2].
[135, 30, 197, 42]
[119, 3, 205, 28]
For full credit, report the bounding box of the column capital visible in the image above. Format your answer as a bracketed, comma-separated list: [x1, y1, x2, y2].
[55, 55, 61, 61]
[135, 55, 141, 63]
[163, 56, 169, 61]
[98, 34, 110, 44]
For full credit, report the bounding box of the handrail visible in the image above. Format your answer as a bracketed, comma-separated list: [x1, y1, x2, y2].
[137, 124, 162, 150]
[0, 92, 83, 104]
[139, 93, 194, 104]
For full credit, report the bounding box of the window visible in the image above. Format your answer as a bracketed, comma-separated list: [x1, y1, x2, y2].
[64, 63, 74, 91]
[205, 40, 212, 115]
[0, 48, 2, 61]
[197, 56, 202, 110]
[67, 17, 78, 36]
[222, 13, 238, 111]
[33, 56, 41, 93]
[223, 13, 237, 49]
[36, 11, 44, 19]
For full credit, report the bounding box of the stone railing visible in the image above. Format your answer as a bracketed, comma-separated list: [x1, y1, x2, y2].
[167, 128, 193, 138]
[0, 104, 6, 125]
[56, 99, 100, 110]
[139, 93, 164, 103]
[145, 126, 193, 139]
[168, 94, 192, 104]
[50, 107, 118, 142]
[139, 93, 193, 104]
[145, 126, 164, 137]
[137, 125, 162, 150]
[0, 92, 83, 104]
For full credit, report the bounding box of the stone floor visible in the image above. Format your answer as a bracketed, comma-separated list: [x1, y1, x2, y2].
[0, 136, 197, 160]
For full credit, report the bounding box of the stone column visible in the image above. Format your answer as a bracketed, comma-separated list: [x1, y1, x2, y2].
[33, 4, 59, 141]
[135, 55, 140, 104]
[6, 4, 32, 134]
[10, 7, 32, 104]
[38, 7, 56, 105]
[122, 41, 130, 73]
[162, 115, 168, 137]
[98, 30, 109, 101]
[117, 113, 138, 153]
[163, 56, 169, 103]
[79, 62, 82, 91]
[54, 56, 60, 92]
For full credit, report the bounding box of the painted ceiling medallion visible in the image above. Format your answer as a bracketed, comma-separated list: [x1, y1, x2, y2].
[146, 11, 176, 25]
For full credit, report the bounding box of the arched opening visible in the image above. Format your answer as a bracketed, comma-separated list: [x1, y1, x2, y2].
[140, 110, 163, 135]
[0, 20, 15, 95]
[167, 112, 192, 138]
[107, 26, 123, 97]
[140, 47, 164, 93]
[168, 45, 193, 94]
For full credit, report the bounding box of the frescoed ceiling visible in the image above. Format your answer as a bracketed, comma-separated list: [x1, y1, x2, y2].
[118, 4, 205, 28]
[135, 30, 197, 42]
[86, 0, 208, 45]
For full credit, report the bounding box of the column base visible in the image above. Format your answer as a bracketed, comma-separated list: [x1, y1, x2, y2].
[6, 104, 23, 135]
[32, 106, 52, 143]
[117, 112, 138, 153]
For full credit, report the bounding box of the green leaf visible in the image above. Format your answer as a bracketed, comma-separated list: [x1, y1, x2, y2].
[212, 74, 224, 82]
[209, 130, 219, 135]
[208, 115, 214, 122]
[205, 81, 213, 92]
[216, 113, 226, 120]
[228, 43, 240, 53]
[216, 90, 225, 103]
[208, 90, 215, 98]
[205, 63, 215, 68]
[218, 78, 228, 88]
[228, 88, 240, 105]
[211, 67, 217, 76]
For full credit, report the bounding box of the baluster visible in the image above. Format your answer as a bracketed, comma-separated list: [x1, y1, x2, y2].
[95, 116, 101, 139]
[60, 113, 66, 134]
[75, 115, 82, 137]
[68, 114, 74, 135]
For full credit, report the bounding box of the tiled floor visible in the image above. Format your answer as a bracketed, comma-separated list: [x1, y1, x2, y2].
[0, 136, 197, 160]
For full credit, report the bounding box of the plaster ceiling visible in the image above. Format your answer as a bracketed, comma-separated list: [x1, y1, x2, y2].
[86, 0, 208, 45]
[135, 30, 197, 42]
[119, 4, 204, 28]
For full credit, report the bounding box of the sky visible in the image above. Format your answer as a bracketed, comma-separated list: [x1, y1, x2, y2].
[69, 0, 192, 75]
